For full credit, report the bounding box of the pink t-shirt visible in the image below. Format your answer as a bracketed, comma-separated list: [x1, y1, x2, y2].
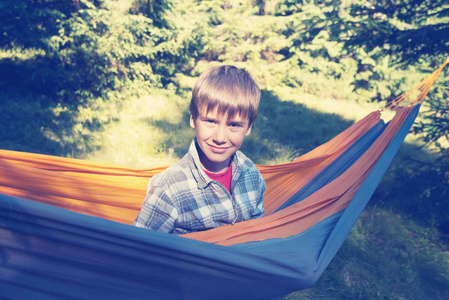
[204, 166, 232, 193]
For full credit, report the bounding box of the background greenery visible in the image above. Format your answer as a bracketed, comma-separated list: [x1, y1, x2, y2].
[1, 0, 449, 298]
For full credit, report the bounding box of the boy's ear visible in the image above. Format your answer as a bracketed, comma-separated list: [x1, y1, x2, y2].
[190, 115, 196, 128]
[245, 124, 252, 136]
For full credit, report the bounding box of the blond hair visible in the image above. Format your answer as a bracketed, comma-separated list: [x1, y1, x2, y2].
[189, 65, 261, 126]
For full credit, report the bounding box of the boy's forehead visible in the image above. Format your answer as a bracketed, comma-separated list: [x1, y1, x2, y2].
[199, 107, 248, 122]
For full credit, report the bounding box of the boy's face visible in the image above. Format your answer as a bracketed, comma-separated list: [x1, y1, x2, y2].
[190, 107, 252, 173]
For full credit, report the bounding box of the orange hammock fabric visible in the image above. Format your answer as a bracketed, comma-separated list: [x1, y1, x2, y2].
[0, 109, 378, 221]
[0, 109, 384, 242]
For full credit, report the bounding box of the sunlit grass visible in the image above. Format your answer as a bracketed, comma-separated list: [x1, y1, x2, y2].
[84, 91, 194, 168]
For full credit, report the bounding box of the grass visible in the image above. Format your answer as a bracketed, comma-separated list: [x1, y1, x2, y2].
[285, 208, 449, 299]
[83, 91, 193, 168]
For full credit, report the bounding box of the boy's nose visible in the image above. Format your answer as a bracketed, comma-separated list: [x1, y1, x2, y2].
[213, 126, 227, 144]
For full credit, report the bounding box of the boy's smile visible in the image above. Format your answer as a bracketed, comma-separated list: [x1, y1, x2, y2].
[190, 108, 252, 173]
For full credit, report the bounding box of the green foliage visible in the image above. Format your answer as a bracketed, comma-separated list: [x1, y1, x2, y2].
[330, 0, 449, 100]
[267, 0, 449, 104]
[129, 0, 172, 27]
[0, 0, 81, 49]
[414, 81, 449, 152]
[341, 0, 449, 65]
[2, 0, 447, 155]
[0, 0, 207, 156]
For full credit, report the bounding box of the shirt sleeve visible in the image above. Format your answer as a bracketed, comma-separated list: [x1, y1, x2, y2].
[133, 182, 179, 233]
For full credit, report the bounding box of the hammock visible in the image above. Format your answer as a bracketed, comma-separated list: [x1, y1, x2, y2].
[1, 58, 448, 299]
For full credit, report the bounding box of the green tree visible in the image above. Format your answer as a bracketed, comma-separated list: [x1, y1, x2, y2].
[0, 0, 83, 48]
[340, 0, 449, 65]
[0, 0, 207, 155]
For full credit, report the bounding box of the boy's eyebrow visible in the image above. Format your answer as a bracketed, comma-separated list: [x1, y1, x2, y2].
[227, 114, 248, 123]
[199, 114, 217, 120]
[228, 119, 247, 125]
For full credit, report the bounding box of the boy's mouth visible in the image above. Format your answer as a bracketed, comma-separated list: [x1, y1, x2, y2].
[208, 144, 229, 153]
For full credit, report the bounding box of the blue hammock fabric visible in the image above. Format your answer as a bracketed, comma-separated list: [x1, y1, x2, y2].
[0, 104, 420, 300]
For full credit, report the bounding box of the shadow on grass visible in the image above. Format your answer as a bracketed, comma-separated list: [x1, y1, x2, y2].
[0, 94, 67, 156]
[371, 143, 449, 237]
[242, 90, 354, 164]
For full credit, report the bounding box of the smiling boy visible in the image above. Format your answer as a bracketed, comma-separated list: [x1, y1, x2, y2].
[134, 65, 265, 234]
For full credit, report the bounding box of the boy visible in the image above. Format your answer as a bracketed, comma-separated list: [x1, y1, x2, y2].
[133, 65, 265, 234]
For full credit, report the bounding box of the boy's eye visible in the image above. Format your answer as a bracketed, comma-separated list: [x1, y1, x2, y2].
[204, 119, 216, 125]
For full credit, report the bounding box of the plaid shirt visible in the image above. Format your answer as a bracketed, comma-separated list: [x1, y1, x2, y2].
[133, 139, 265, 234]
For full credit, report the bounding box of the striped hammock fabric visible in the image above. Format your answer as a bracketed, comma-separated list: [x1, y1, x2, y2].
[0, 58, 447, 299]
